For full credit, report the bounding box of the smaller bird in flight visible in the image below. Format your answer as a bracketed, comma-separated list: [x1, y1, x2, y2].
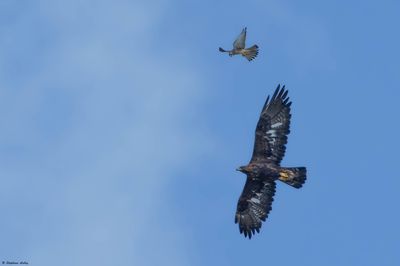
[219, 27, 259, 61]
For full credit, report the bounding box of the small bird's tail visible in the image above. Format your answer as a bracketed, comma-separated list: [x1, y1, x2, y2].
[278, 167, 307, 188]
[242, 45, 259, 61]
[219, 47, 228, 52]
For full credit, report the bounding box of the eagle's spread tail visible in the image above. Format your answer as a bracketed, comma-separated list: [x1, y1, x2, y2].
[278, 167, 307, 188]
[242, 45, 259, 61]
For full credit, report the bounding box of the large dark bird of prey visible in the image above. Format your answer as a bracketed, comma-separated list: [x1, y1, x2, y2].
[219, 27, 259, 61]
[235, 84, 307, 239]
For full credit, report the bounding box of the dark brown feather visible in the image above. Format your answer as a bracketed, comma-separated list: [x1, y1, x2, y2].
[251, 84, 291, 165]
[235, 177, 276, 239]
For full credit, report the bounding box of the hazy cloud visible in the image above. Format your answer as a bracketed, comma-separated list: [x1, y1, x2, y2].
[0, 1, 209, 265]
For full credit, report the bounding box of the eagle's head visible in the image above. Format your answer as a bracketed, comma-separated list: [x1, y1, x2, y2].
[236, 166, 247, 173]
[237, 164, 261, 176]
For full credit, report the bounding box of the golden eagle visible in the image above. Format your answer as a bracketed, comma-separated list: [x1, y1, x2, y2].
[235, 84, 307, 238]
[219, 27, 259, 61]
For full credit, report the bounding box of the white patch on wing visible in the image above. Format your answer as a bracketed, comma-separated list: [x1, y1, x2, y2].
[250, 198, 261, 204]
[271, 122, 283, 128]
[266, 129, 278, 137]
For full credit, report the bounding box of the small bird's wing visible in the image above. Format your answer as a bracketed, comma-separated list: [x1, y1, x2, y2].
[235, 176, 276, 239]
[251, 85, 292, 165]
[233, 27, 247, 49]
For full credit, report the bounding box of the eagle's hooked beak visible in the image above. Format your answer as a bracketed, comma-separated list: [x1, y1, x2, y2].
[236, 166, 245, 172]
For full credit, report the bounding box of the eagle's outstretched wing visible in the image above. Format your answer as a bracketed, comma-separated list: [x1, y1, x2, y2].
[233, 27, 246, 49]
[251, 85, 291, 165]
[235, 176, 276, 239]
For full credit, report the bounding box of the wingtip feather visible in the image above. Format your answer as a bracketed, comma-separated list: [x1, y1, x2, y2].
[271, 85, 280, 101]
[282, 90, 288, 100]
[261, 95, 270, 112]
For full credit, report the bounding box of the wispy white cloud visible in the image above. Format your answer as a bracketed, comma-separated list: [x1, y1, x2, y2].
[0, 1, 210, 265]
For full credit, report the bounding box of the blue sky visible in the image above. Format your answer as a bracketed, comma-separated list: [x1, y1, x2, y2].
[1, 0, 399, 265]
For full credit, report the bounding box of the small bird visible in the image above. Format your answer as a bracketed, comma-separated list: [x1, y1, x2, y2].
[219, 27, 259, 61]
[235, 85, 307, 239]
